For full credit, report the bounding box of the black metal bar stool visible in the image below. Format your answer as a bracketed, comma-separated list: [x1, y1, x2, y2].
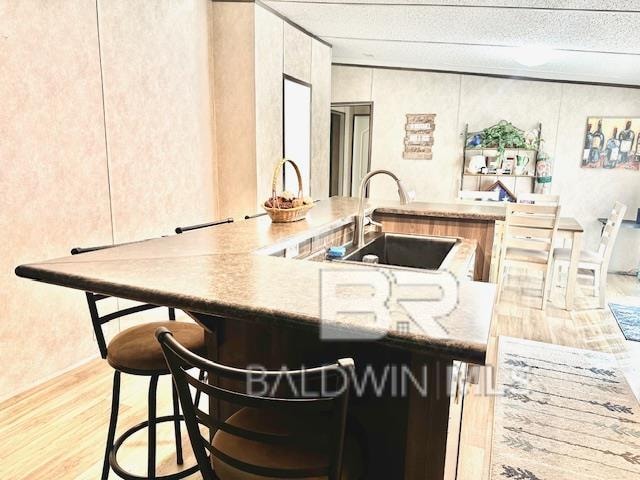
[156, 327, 364, 480]
[72, 244, 205, 480]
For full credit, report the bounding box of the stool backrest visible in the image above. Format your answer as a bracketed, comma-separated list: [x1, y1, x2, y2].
[503, 203, 562, 265]
[156, 327, 354, 480]
[71, 244, 175, 358]
[598, 201, 627, 265]
[517, 193, 560, 206]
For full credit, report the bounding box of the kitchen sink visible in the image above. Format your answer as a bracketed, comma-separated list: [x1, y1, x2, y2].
[341, 233, 458, 271]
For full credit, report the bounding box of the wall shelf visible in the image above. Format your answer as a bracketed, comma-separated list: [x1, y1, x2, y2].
[462, 173, 535, 178]
[460, 122, 542, 201]
[464, 147, 538, 153]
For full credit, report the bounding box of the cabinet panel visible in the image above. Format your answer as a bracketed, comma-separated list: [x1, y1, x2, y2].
[283, 23, 312, 83]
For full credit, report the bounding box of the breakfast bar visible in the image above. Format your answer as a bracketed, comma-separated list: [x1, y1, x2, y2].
[16, 197, 497, 479]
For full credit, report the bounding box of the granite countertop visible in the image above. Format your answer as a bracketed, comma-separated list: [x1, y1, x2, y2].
[15, 197, 498, 364]
[376, 201, 506, 220]
[377, 201, 583, 232]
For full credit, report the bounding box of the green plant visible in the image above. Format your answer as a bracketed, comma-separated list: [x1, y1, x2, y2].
[480, 120, 527, 154]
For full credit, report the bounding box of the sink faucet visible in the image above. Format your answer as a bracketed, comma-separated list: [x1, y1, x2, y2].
[353, 170, 411, 248]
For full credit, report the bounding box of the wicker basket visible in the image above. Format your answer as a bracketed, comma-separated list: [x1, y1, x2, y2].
[263, 159, 313, 223]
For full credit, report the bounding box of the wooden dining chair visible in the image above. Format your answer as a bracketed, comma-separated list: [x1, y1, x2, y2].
[71, 244, 206, 480]
[551, 201, 627, 309]
[496, 203, 562, 309]
[156, 327, 364, 480]
[516, 193, 560, 206]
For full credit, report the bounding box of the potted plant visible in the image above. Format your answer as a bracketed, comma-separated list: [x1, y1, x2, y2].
[479, 121, 536, 164]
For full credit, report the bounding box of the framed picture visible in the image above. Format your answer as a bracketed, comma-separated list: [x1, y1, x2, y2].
[485, 180, 516, 202]
[582, 117, 640, 170]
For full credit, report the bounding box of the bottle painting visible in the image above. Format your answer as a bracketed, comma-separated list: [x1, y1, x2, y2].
[589, 120, 605, 166]
[582, 123, 593, 166]
[604, 127, 620, 169]
[618, 121, 634, 164]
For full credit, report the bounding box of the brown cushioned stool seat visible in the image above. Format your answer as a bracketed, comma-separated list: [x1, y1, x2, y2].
[211, 407, 363, 480]
[107, 321, 205, 374]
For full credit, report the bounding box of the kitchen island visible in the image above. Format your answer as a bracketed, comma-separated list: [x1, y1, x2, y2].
[373, 202, 584, 309]
[16, 197, 497, 479]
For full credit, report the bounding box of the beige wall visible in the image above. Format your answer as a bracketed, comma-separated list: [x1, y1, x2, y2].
[213, 2, 257, 219]
[255, 5, 284, 208]
[215, 3, 332, 218]
[310, 40, 332, 199]
[332, 65, 640, 272]
[99, 0, 218, 243]
[1, 0, 217, 399]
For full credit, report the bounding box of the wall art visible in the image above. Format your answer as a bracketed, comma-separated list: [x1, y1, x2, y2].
[582, 117, 640, 170]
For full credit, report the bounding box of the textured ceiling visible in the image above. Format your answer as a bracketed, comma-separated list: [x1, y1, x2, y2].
[264, 0, 640, 85]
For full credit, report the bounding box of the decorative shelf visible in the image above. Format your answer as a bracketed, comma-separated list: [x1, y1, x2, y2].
[460, 121, 543, 200]
[462, 173, 535, 178]
[464, 147, 538, 153]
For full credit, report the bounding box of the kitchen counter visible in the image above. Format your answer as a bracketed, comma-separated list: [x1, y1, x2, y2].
[378, 200, 583, 231]
[15, 196, 495, 364]
[15, 196, 502, 479]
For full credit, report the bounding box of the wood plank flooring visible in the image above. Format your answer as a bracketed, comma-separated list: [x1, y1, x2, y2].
[1, 274, 638, 479]
[457, 271, 640, 480]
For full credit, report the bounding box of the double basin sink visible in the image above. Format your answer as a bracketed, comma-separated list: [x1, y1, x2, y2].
[334, 233, 459, 272]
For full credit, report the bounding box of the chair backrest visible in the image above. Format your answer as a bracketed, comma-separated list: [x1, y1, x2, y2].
[156, 327, 354, 480]
[175, 217, 234, 234]
[598, 201, 627, 265]
[517, 193, 560, 206]
[458, 190, 500, 202]
[503, 203, 562, 264]
[71, 245, 175, 358]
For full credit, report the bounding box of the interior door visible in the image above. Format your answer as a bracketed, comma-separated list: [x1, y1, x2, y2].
[330, 111, 345, 197]
[351, 114, 370, 195]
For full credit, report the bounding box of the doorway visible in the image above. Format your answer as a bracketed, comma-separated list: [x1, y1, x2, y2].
[329, 102, 373, 197]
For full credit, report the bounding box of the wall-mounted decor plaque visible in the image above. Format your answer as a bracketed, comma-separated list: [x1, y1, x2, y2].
[403, 113, 435, 160]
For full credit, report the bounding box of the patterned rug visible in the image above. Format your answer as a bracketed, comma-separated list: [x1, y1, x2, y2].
[609, 303, 640, 342]
[490, 337, 640, 480]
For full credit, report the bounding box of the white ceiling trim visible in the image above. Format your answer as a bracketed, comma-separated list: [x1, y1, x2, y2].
[267, 0, 640, 13]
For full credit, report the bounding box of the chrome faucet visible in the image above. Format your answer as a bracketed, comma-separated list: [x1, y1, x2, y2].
[353, 170, 411, 248]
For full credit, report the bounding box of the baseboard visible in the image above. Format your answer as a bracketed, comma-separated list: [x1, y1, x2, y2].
[0, 353, 100, 405]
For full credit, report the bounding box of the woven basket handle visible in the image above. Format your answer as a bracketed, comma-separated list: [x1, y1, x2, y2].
[271, 159, 304, 205]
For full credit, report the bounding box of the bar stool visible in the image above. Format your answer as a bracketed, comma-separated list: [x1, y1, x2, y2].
[156, 327, 364, 480]
[71, 245, 205, 480]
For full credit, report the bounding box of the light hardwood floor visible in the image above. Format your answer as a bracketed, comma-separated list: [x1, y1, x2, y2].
[457, 271, 640, 480]
[1, 274, 638, 480]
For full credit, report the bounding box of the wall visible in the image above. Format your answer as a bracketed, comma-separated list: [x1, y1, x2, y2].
[214, 2, 332, 219]
[213, 2, 257, 219]
[0, 0, 217, 400]
[332, 65, 640, 271]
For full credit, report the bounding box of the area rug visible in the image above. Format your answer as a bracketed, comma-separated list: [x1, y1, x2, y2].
[609, 303, 640, 342]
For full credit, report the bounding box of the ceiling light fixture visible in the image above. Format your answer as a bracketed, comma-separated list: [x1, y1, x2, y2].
[513, 45, 555, 67]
